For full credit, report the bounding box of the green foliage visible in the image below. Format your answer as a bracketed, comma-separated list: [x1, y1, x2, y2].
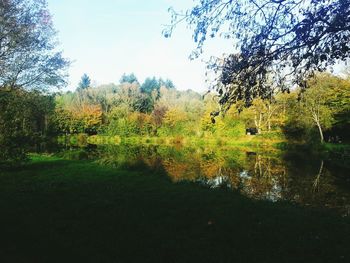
[201, 110, 216, 134]
[220, 118, 246, 138]
[53, 90, 103, 135]
[300, 81, 333, 143]
[105, 105, 153, 137]
[13, 69, 345, 147]
[0, 0, 68, 162]
[0, 88, 55, 162]
[317, 73, 350, 141]
[281, 73, 350, 143]
[51, 72, 349, 145]
[158, 108, 189, 136]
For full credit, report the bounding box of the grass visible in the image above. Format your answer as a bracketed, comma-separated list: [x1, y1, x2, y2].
[0, 155, 349, 262]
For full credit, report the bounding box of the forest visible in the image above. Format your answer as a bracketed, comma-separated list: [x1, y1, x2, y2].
[2, 71, 350, 162]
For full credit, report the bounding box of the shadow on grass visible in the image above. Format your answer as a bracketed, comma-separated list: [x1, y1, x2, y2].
[0, 158, 349, 263]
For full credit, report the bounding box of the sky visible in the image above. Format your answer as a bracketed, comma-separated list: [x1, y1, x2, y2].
[47, 0, 234, 92]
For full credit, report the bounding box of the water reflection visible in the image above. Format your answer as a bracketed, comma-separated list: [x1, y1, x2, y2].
[55, 142, 350, 216]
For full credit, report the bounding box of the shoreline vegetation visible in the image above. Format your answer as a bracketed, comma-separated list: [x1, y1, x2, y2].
[57, 133, 350, 157]
[61, 133, 287, 147]
[50, 133, 350, 174]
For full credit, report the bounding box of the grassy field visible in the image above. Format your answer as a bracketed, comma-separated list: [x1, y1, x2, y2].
[0, 155, 349, 263]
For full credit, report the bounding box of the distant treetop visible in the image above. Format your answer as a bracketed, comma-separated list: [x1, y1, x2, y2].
[141, 77, 175, 94]
[141, 77, 160, 94]
[120, 73, 139, 85]
[77, 74, 91, 91]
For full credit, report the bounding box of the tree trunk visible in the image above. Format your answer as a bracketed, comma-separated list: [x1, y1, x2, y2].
[267, 104, 271, 131]
[316, 121, 324, 143]
[254, 113, 262, 134]
[44, 114, 48, 135]
[312, 112, 324, 144]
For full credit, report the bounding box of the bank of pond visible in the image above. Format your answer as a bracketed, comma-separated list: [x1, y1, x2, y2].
[24, 136, 350, 215]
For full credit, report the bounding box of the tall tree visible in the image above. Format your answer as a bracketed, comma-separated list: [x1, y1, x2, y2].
[0, 0, 68, 162]
[0, 0, 69, 90]
[300, 77, 334, 143]
[165, 0, 350, 108]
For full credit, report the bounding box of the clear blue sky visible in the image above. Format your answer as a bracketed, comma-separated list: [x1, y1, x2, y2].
[47, 0, 233, 92]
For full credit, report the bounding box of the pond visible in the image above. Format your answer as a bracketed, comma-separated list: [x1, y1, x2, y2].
[45, 139, 350, 217]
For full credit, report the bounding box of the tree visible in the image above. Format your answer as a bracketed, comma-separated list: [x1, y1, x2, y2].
[164, 107, 188, 125]
[120, 73, 139, 85]
[301, 73, 350, 142]
[0, 0, 68, 162]
[75, 104, 102, 134]
[54, 92, 103, 134]
[133, 94, 154, 113]
[77, 74, 91, 91]
[241, 98, 267, 134]
[300, 78, 334, 143]
[141, 77, 161, 94]
[151, 105, 168, 133]
[0, 0, 69, 90]
[321, 73, 350, 127]
[201, 93, 220, 133]
[165, 0, 350, 107]
[116, 82, 145, 111]
[239, 97, 282, 134]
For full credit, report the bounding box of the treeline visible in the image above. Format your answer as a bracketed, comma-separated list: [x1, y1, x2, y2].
[54, 72, 350, 143]
[54, 73, 211, 137]
[1, 72, 349, 162]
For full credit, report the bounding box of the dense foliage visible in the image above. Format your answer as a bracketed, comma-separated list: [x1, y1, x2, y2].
[0, 0, 68, 162]
[0, 88, 55, 162]
[165, 0, 350, 107]
[52, 73, 350, 144]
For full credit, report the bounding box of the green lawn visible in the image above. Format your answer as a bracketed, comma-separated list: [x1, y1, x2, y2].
[0, 155, 349, 263]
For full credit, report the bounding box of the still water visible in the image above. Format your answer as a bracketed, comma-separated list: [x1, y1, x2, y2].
[47, 141, 350, 216]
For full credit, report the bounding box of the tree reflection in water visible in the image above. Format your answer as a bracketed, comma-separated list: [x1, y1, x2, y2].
[60, 143, 350, 216]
